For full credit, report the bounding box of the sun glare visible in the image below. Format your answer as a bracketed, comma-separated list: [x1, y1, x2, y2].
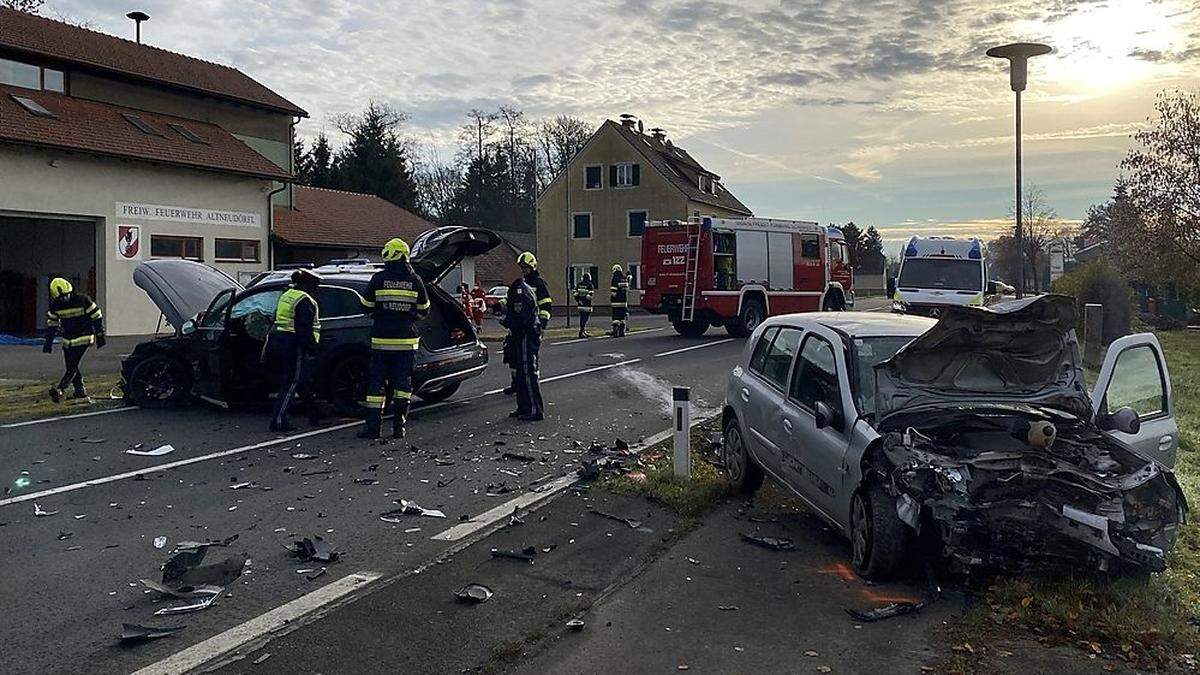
[1029, 0, 1191, 93]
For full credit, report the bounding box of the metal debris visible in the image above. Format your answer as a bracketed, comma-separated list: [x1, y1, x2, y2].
[119, 622, 186, 644]
[738, 533, 794, 551]
[252, 652, 272, 665]
[140, 579, 224, 599]
[381, 499, 446, 520]
[288, 537, 339, 563]
[501, 451, 536, 462]
[845, 601, 926, 623]
[33, 503, 58, 517]
[126, 444, 175, 457]
[566, 619, 585, 631]
[490, 547, 537, 562]
[290, 453, 317, 460]
[153, 588, 220, 615]
[454, 583, 494, 603]
[589, 509, 643, 529]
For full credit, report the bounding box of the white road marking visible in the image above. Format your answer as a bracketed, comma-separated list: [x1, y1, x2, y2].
[654, 338, 735, 358]
[539, 358, 642, 384]
[1, 405, 137, 429]
[130, 571, 381, 675]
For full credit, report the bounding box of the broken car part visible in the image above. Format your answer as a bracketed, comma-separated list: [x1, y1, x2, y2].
[119, 622, 186, 644]
[126, 444, 175, 457]
[588, 509, 643, 529]
[288, 537, 338, 563]
[454, 583, 493, 603]
[153, 588, 220, 616]
[845, 601, 926, 623]
[738, 533, 795, 551]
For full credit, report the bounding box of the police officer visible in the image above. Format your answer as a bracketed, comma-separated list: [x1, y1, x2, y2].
[505, 252, 548, 421]
[610, 264, 629, 337]
[574, 273, 594, 339]
[42, 277, 105, 402]
[267, 269, 322, 432]
[358, 237, 429, 440]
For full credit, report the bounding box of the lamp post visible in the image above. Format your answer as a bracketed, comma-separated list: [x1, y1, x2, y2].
[126, 11, 149, 44]
[987, 42, 1051, 299]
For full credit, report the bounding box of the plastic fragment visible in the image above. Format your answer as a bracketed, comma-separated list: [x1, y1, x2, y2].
[126, 444, 175, 457]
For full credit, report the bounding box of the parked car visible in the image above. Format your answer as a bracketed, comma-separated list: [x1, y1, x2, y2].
[122, 227, 501, 414]
[484, 285, 508, 311]
[722, 295, 1185, 579]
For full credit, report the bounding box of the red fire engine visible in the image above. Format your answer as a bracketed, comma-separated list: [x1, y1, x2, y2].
[640, 217, 854, 337]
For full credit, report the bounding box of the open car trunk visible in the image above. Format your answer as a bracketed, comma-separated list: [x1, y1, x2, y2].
[418, 283, 477, 350]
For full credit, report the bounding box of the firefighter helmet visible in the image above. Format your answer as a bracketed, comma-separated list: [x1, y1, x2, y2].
[382, 238, 410, 262]
[49, 277, 73, 299]
[611, 263, 623, 273]
[517, 251, 538, 269]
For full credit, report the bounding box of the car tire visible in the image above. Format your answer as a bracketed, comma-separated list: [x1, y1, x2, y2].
[416, 382, 460, 404]
[126, 355, 191, 408]
[726, 298, 765, 338]
[723, 417, 764, 495]
[822, 289, 847, 311]
[326, 352, 369, 417]
[849, 482, 910, 581]
[672, 319, 708, 338]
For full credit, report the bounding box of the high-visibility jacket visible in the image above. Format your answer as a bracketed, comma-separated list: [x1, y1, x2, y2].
[273, 288, 320, 351]
[46, 292, 103, 347]
[524, 270, 552, 326]
[610, 270, 628, 307]
[362, 260, 429, 350]
[574, 279, 594, 312]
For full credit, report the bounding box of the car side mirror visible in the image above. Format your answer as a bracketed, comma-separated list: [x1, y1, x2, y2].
[1099, 406, 1141, 434]
[181, 319, 196, 336]
[814, 401, 835, 430]
[986, 281, 997, 295]
[886, 277, 896, 297]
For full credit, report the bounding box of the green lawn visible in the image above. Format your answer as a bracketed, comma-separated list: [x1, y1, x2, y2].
[0, 373, 125, 424]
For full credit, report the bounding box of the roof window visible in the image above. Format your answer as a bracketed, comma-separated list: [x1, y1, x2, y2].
[122, 113, 163, 136]
[11, 95, 56, 118]
[168, 123, 208, 144]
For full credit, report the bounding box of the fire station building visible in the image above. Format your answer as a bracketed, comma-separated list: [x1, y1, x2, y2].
[0, 8, 304, 336]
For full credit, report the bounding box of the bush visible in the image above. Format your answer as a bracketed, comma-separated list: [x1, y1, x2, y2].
[1052, 259, 1133, 345]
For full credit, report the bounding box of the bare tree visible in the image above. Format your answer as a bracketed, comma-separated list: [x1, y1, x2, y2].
[1009, 185, 1059, 293]
[535, 115, 592, 192]
[415, 147, 462, 224]
[2, 0, 44, 13]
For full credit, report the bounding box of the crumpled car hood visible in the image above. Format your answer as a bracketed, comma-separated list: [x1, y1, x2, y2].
[875, 294, 1091, 422]
[133, 260, 241, 331]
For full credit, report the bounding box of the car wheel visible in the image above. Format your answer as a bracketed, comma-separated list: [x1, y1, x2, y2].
[726, 298, 765, 338]
[822, 289, 846, 311]
[417, 382, 460, 404]
[672, 319, 708, 338]
[723, 418, 763, 495]
[126, 355, 191, 408]
[326, 353, 369, 417]
[849, 482, 910, 581]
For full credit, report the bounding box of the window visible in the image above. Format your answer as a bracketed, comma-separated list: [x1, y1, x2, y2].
[42, 68, 64, 93]
[318, 286, 367, 319]
[151, 235, 203, 261]
[611, 162, 640, 187]
[569, 265, 599, 289]
[230, 289, 281, 321]
[585, 165, 602, 190]
[751, 327, 801, 390]
[790, 334, 842, 420]
[123, 113, 164, 136]
[215, 238, 260, 262]
[627, 210, 647, 237]
[572, 213, 592, 239]
[11, 95, 55, 119]
[1106, 346, 1167, 419]
[0, 58, 41, 90]
[800, 233, 820, 259]
[830, 240, 847, 264]
[698, 175, 711, 193]
[627, 263, 641, 290]
[169, 123, 208, 145]
[749, 327, 779, 374]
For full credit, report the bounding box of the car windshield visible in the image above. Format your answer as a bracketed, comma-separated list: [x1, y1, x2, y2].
[897, 258, 982, 291]
[853, 336, 917, 418]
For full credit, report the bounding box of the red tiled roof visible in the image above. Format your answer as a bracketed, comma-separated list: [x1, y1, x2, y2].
[474, 240, 523, 287]
[273, 186, 434, 248]
[0, 8, 305, 116]
[0, 85, 291, 180]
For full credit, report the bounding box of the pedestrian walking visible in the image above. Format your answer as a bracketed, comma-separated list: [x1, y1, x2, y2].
[358, 237, 429, 440]
[503, 252, 549, 421]
[610, 263, 629, 337]
[574, 273, 594, 338]
[266, 269, 322, 432]
[42, 277, 105, 403]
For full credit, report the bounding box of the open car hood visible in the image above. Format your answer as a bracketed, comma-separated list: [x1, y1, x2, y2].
[874, 294, 1091, 422]
[410, 227, 503, 283]
[133, 259, 241, 331]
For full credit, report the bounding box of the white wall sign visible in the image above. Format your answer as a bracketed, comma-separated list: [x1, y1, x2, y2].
[116, 224, 142, 259]
[115, 201, 260, 228]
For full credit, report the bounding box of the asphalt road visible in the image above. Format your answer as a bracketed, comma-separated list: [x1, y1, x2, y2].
[0, 317, 747, 675]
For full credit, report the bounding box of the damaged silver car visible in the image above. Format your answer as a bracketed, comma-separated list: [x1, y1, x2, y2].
[723, 295, 1185, 579]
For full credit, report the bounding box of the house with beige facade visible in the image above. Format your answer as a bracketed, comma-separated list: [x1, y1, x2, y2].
[535, 115, 752, 308]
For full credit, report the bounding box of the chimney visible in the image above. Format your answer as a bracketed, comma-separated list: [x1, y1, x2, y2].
[619, 113, 637, 130]
[650, 127, 666, 142]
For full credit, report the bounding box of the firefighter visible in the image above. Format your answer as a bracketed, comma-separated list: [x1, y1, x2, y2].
[505, 251, 547, 421]
[358, 237, 429, 440]
[610, 263, 629, 337]
[42, 277, 105, 403]
[574, 273, 594, 338]
[267, 269, 322, 432]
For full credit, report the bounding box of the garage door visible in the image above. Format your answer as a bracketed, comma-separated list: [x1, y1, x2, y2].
[0, 216, 97, 335]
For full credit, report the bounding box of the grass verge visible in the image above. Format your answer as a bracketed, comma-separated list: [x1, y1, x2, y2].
[946, 330, 1200, 672]
[0, 372, 124, 424]
[601, 416, 728, 518]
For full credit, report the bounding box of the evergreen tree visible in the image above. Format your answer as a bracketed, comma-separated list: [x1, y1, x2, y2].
[840, 222, 863, 267]
[305, 133, 335, 188]
[860, 226, 886, 274]
[331, 102, 418, 211]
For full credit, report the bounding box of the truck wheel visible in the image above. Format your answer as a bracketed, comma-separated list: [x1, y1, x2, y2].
[326, 353, 369, 417]
[726, 298, 765, 338]
[823, 289, 847, 311]
[417, 382, 460, 404]
[724, 417, 763, 495]
[849, 482, 910, 581]
[672, 320, 708, 338]
[126, 355, 191, 408]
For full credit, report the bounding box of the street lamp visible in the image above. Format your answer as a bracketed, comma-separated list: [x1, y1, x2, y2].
[987, 42, 1051, 298]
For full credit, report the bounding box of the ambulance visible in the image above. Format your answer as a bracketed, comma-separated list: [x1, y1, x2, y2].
[888, 236, 1000, 317]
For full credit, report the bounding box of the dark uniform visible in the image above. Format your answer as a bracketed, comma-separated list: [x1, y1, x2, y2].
[267, 276, 321, 432]
[503, 277, 544, 420]
[574, 275, 594, 338]
[610, 266, 629, 337]
[42, 278, 105, 401]
[359, 256, 429, 438]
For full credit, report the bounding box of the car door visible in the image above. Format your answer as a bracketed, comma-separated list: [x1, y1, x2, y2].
[315, 284, 371, 352]
[737, 326, 801, 476]
[219, 287, 284, 404]
[1090, 333, 1178, 467]
[778, 329, 853, 522]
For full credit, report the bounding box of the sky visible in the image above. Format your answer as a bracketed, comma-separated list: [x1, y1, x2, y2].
[45, 0, 1200, 251]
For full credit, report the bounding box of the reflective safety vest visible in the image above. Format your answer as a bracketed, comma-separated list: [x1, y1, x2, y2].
[575, 282, 594, 312]
[274, 289, 321, 343]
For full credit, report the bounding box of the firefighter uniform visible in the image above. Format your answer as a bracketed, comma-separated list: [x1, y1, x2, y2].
[610, 264, 629, 337]
[267, 270, 321, 432]
[42, 277, 105, 402]
[507, 251, 547, 421]
[359, 238, 429, 439]
[574, 275, 594, 338]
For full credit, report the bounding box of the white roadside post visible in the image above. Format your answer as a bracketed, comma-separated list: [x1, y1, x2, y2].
[673, 386, 691, 478]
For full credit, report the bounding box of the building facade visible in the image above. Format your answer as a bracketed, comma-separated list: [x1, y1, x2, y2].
[535, 116, 752, 307]
[0, 8, 303, 336]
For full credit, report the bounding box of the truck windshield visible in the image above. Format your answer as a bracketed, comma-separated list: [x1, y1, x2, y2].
[897, 259, 982, 291]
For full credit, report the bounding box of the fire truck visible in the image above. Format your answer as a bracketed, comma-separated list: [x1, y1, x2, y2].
[640, 217, 854, 337]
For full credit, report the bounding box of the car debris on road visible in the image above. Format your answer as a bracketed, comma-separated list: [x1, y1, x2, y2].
[288, 537, 339, 563]
[118, 622, 186, 644]
[126, 444, 175, 457]
[738, 533, 795, 551]
[845, 601, 926, 623]
[454, 583, 494, 603]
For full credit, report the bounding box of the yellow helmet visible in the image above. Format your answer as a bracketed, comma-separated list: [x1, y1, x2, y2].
[611, 263, 623, 273]
[49, 277, 73, 299]
[382, 238, 410, 262]
[517, 251, 537, 269]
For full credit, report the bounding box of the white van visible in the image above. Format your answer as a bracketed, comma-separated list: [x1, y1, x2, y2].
[888, 236, 998, 317]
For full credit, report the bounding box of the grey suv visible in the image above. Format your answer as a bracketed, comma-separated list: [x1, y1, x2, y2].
[722, 295, 1185, 579]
